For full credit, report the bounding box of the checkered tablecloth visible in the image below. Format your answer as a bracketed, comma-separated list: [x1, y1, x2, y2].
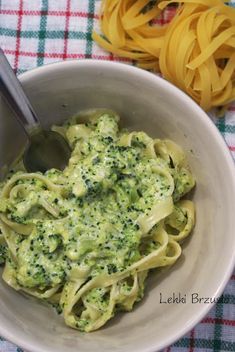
[0, 1, 234, 351]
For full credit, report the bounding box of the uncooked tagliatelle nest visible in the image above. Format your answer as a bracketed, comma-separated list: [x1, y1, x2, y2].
[92, 0, 235, 112]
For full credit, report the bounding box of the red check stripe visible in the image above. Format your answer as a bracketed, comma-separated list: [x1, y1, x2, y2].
[14, 0, 24, 72]
[3, 48, 131, 62]
[229, 146, 235, 151]
[201, 318, 235, 327]
[0, 9, 99, 19]
[152, 6, 176, 25]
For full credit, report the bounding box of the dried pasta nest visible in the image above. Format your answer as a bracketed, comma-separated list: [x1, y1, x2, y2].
[93, 0, 235, 111]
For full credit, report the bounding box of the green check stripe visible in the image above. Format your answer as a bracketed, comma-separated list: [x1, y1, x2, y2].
[17, 68, 27, 75]
[215, 123, 235, 134]
[213, 301, 223, 351]
[218, 294, 235, 305]
[0, 28, 90, 40]
[85, 0, 95, 57]
[216, 117, 226, 136]
[174, 337, 235, 350]
[37, 0, 48, 66]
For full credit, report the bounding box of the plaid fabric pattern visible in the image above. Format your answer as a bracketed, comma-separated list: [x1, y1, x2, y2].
[0, 1, 234, 351]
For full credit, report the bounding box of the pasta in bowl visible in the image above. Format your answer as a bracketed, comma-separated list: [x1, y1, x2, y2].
[0, 110, 195, 332]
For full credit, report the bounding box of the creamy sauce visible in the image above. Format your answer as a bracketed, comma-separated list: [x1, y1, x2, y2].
[0, 111, 195, 331]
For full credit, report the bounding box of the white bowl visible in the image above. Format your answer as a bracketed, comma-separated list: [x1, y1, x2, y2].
[0, 60, 235, 352]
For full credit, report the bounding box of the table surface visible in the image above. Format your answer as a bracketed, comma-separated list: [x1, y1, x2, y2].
[0, 1, 234, 351]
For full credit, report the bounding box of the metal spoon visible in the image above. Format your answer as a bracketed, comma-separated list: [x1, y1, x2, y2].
[0, 48, 71, 173]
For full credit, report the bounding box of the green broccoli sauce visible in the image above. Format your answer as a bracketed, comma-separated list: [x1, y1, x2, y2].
[0, 244, 7, 265]
[0, 113, 194, 320]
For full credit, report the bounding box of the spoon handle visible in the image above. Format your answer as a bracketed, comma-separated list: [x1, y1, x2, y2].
[0, 47, 39, 133]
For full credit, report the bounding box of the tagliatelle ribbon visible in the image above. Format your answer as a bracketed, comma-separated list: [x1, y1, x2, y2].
[93, 0, 235, 111]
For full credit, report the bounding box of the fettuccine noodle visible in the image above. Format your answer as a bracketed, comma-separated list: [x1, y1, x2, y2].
[93, 0, 235, 111]
[0, 110, 195, 332]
